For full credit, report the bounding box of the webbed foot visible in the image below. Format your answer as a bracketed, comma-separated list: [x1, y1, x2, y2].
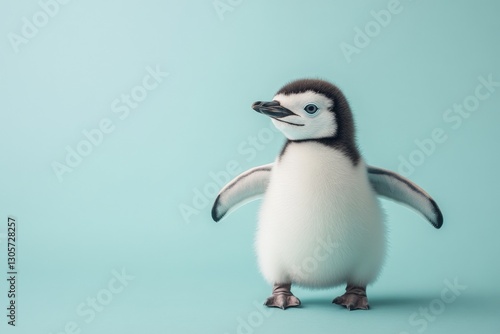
[264, 283, 301, 310]
[332, 285, 369, 310]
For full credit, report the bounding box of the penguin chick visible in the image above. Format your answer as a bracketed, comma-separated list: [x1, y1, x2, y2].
[212, 79, 443, 310]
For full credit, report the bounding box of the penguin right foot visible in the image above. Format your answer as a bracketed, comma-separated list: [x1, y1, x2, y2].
[264, 283, 301, 310]
[332, 285, 369, 311]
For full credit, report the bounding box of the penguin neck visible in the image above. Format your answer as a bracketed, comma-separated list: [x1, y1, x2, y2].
[279, 136, 360, 166]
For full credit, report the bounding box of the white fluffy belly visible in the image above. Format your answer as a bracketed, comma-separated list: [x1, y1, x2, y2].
[255, 143, 385, 288]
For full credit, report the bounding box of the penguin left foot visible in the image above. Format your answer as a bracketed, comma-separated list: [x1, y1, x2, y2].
[264, 283, 301, 310]
[332, 285, 369, 311]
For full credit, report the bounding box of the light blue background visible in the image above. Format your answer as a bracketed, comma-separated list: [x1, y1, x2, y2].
[1, 0, 499, 333]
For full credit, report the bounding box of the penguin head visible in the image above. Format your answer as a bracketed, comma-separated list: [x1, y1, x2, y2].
[252, 79, 355, 142]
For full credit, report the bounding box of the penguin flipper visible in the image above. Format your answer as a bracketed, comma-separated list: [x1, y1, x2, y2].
[367, 166, 443, 229]
[211, 163, 273, 222]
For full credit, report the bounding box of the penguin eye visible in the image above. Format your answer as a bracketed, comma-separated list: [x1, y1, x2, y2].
[304, 104, 319, 114]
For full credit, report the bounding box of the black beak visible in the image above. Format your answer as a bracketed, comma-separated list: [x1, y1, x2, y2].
[252, 100, 296, 118]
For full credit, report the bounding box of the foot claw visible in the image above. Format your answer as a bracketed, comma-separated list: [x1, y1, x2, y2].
[265, 293, 301, 309]
[264, 283, 301, 310]
[333, 285, 369, 311]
